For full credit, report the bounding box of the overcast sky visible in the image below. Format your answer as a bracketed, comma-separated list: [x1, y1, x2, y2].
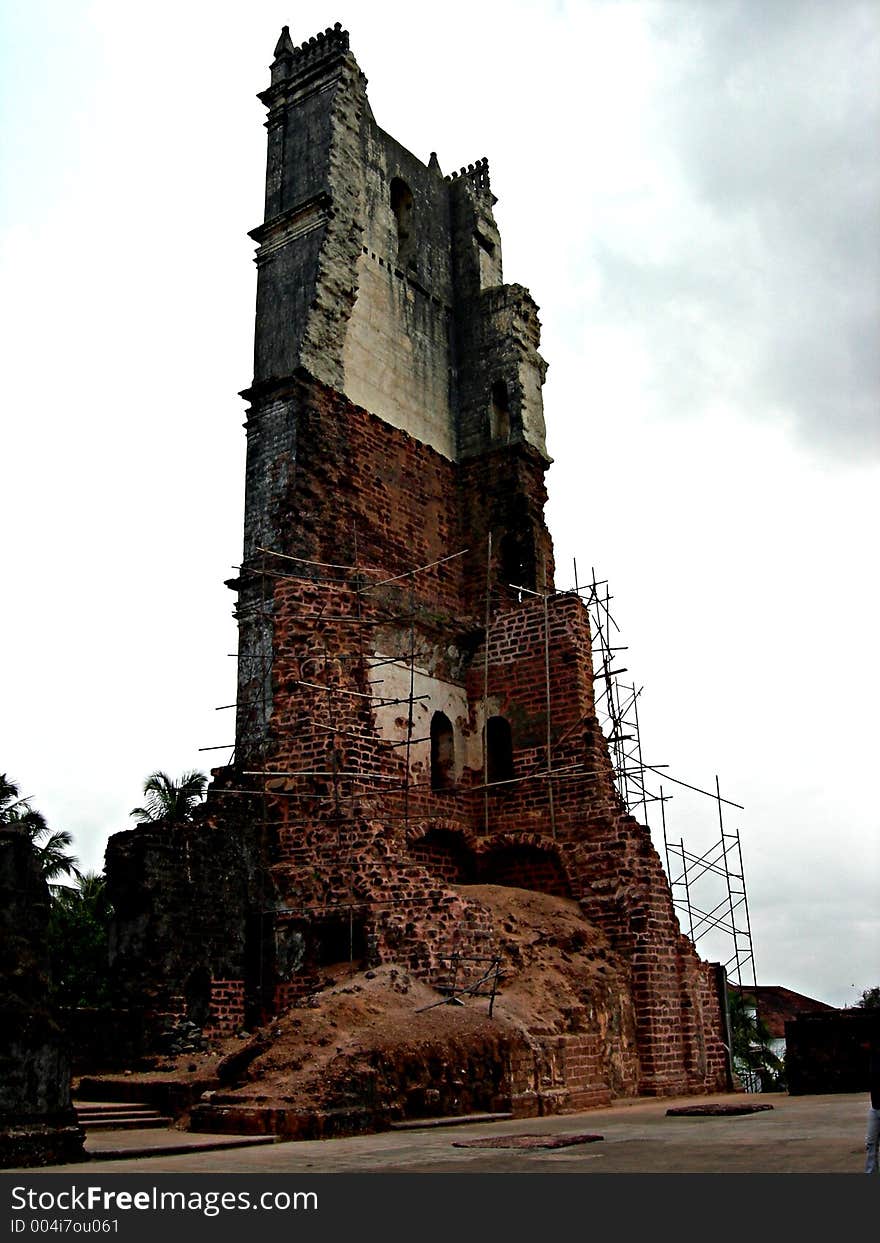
[1, 0, 877, 1010]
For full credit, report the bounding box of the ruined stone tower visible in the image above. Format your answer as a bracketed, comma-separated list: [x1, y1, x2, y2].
[107, 25, 730, 1109]
[234, 23, 554, 768]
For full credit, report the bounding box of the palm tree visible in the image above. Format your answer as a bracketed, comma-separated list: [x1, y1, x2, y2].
[130, 770, 207, 824]
[728, 987, 785, 1090]
[0, 771, 80, 882]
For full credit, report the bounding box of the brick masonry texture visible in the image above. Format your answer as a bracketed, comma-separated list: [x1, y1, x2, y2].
[105, 24, 730, 1111]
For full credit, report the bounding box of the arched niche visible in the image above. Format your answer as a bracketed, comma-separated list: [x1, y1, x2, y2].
[390, 177, 415, 265]
[409, 828, 476, 884]
[489, 380, 511, 442]
[499, 528, 537, 594]
[431, 711, 455, 789]
[479, 842, 572, 898]
[486, 715, 514, 785]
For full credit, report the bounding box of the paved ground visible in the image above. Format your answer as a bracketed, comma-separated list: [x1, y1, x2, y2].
[24, 1091, 873, 1174]
[83, 1132, 276, 1161]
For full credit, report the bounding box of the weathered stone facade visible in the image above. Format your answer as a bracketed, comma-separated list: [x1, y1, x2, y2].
[106, 24, 731, 1110]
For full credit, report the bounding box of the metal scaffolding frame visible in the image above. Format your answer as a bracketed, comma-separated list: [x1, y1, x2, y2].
[570, 565, 771, 1089]
[202, 546, 768, 1076]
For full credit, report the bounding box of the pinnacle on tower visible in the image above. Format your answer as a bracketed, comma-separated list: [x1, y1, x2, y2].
[273, 26, 294, 59]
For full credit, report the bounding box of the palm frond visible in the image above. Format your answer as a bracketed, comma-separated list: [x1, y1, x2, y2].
[0, 772, 20, 813]
[0, 772, 78, 880]
[130, 769, 208, 823]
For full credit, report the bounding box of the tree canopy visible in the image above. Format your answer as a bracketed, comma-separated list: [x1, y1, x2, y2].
[130, 770, 207, 824]
[47, 871, 114, 1009]
[0, 771, 79, 881]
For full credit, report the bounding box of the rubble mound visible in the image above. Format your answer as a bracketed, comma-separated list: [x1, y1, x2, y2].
[79, 886, 645, 1138]
[182, 885, 638, 1135]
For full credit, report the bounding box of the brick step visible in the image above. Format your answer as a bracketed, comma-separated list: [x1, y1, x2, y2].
[77, 1118, 162, 1128]
[79, 1115, 173, 1132]
[389, 1111, 513, 1131]
[74, 1101, 172, 1132]
[75, 1077, 218, 1118]
[188, 1102, 376, 1140]
[75, 1102, 155, 1118]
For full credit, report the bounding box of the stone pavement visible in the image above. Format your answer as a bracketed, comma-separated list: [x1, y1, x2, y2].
[83, 1131, 275, 1162]
[22, 1092, 872, 1174]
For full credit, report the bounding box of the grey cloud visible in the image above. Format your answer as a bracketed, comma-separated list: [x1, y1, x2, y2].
[594, 0, 880, 460]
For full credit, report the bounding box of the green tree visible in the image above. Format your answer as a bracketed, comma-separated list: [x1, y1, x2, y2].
[130, 770, 207, 824]
[47, 871, 114, 1009]
[0, 771, 80, 881]
[856, 986, 880, 1009]
[727, 988, 785, 1091]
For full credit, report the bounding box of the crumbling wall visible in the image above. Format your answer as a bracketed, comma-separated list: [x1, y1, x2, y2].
[106, 812, 261, 1037]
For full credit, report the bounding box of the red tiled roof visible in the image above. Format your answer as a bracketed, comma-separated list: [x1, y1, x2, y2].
[734, 985, 837, 1039]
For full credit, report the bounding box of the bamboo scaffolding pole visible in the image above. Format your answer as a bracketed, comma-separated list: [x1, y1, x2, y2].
[256, 545, 384, 574]
[358, 548, 469, 593]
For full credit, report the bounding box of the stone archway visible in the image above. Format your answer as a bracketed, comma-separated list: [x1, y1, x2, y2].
[477, 835, 572, 898]
[408, 826, 477, 884]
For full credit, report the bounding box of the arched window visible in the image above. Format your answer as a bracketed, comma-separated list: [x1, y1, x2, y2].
[489, 380, 511, 442]
[486, 715, 514, 784]
[430, 711, 455, 789]
[390, 177, 415, 265]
